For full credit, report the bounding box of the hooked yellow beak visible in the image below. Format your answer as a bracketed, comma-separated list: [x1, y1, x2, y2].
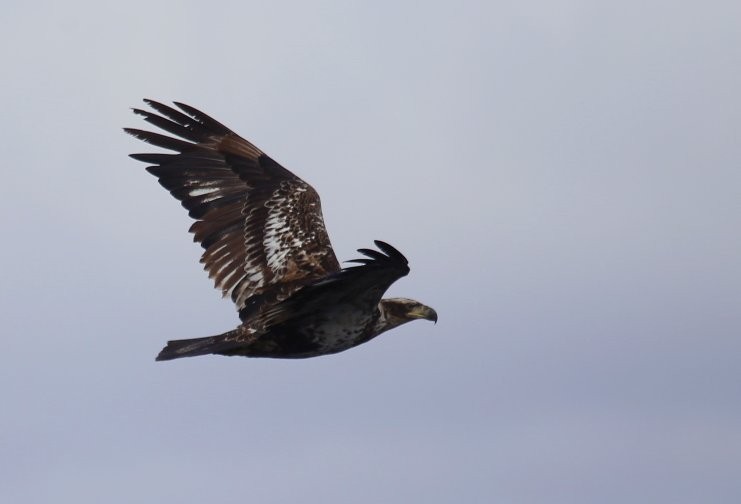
[410, 304, 438, 324]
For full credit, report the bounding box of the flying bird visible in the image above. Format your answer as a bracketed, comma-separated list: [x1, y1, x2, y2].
[125, 100, 437, 360]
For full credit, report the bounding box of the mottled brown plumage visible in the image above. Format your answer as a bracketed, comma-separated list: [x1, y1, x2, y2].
[126, 100, 436, 360]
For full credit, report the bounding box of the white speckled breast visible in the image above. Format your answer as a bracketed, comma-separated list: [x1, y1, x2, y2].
[301, 304, 377, 354]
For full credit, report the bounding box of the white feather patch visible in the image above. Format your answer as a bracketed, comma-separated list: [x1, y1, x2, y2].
[263, 182, 307, 274]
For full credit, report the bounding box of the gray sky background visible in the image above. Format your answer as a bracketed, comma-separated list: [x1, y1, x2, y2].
[1, 1, 740, 503]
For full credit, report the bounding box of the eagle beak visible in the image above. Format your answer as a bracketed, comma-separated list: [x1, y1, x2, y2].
[412, 305, 438, 324]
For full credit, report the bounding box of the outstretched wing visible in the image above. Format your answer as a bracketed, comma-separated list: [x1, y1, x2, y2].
[125, 100, 340, 318]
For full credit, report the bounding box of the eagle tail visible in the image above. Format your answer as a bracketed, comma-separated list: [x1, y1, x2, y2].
[155, 330, 241, 361]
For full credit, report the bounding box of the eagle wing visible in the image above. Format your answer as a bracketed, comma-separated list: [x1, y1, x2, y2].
[251, 240, 410, 329]
[125, 100, 340, 319]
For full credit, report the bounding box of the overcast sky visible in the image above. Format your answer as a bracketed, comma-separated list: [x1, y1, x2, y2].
[1, 1, 740, 503]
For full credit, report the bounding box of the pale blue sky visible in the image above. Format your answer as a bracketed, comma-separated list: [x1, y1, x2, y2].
[1, 1, 740, 503]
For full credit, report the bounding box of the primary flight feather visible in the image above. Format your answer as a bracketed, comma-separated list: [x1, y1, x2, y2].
[125, 100, 436, 360]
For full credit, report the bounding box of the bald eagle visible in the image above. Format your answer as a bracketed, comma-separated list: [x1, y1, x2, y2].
[125, 100, 437, 360]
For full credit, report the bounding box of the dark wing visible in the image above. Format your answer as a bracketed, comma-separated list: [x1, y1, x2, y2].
[252, 240, 410, 328]
[125, 100, 340, 318]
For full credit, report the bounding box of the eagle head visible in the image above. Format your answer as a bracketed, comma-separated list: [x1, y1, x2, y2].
[375, 297, 438, 335]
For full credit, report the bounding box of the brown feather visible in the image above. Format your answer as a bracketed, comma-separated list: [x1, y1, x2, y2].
[126, 100, 340, 317]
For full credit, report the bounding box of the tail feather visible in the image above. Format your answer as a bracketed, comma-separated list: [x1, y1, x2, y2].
[155, 330, 241, 361]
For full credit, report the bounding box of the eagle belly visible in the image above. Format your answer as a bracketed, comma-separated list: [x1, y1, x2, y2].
[292, 305, 379, 357]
